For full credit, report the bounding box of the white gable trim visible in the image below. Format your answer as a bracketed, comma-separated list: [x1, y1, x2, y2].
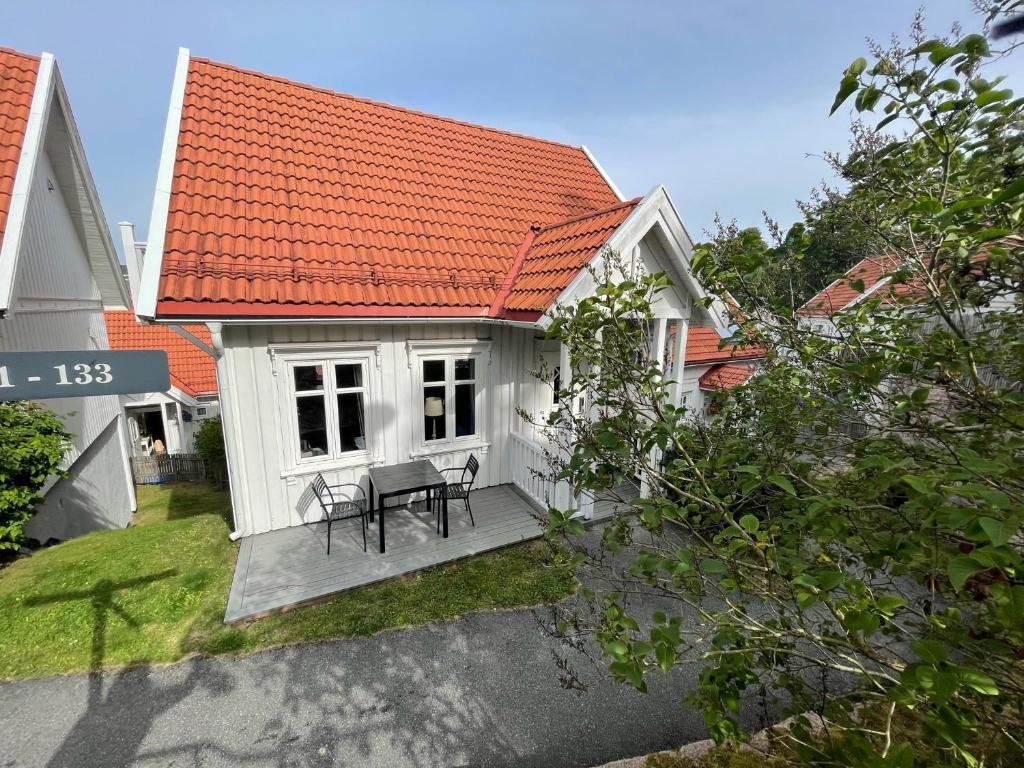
[541, 186, 710, 328]
[0, 53, 54, 314]
[137, 47, 190, 320]
[581, 145, 625, 202]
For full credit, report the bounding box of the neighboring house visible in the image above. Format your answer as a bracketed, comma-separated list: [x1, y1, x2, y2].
[0, 48, 135, 542]
[798, 251, 1015, 330]
[136, 50, 723, 535]
[679, 326, 763, 418]
[103, 309, 218, 455]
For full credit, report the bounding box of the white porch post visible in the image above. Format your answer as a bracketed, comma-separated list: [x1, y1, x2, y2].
[639, 319, 668, 499]
[672, 318, 689, 407]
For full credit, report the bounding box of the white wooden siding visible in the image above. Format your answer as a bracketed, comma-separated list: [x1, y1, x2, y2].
[0, 144, 132, 539]
[220, 322, 539, 536]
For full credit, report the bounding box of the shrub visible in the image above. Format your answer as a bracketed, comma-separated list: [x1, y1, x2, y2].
[0, 401, 71, 551]
[194, 417, 227, 488]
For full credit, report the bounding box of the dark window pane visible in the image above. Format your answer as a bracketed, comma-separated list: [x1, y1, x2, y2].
[455, 383, 475, 437]
[337, 392, 366, 452]
[335, 363, 362, 389]
[552, 366, 561, 405]
[294, 365, 323, 392]
[423, 384, 446, 440]
[296, 395, 327, 457]
[423, 359, 445, 383]
[454, 357, 475, 381]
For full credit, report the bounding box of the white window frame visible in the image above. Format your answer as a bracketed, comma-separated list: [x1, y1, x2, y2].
[273, 344, 380, 471]
[408, 341, 490, 450]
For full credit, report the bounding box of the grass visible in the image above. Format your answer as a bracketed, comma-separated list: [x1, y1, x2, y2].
[0, 482, 575, 680]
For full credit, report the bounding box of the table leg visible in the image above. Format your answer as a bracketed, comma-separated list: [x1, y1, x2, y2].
[378, 493, 386, 554]
[442, 485, 448, 538]
[368, 478, 375, 523]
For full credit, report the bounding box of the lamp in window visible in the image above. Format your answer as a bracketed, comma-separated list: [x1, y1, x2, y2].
[424, 396, 444, 440]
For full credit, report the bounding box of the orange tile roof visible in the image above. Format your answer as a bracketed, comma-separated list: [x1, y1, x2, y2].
[799, 254, 902, 317]
[104, 310, 217, 397]
[501, 198, 641, 315]
[685, 326, 765, 365]
[154, 56, 622, 320]
[699, 363, 756, 391]
[0, 49, 39, 251]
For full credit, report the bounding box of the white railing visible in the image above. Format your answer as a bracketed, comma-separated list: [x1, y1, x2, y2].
[509, 431, 586, 515]
[510, 432, 555, 509]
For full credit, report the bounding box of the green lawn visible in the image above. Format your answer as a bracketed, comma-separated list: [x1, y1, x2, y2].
[0, 482, 575, 680]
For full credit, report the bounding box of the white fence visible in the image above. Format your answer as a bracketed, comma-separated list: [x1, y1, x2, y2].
[130, 453, 206, 484]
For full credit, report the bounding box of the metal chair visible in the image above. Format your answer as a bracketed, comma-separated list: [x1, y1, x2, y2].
[431, 454, 479, 531]
[310, 474, 367, 554]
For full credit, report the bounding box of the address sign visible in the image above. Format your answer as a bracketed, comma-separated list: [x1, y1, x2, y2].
[0, 351, 170, 402]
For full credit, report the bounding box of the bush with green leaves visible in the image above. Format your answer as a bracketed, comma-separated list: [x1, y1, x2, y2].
[541, 5, 1024, 766]
[0, 401, 71, 551]
[194, 416, 227, 488]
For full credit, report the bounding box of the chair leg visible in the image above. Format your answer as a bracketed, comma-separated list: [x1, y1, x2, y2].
[327, 519, 332, 556]
[436, 498, 441, 534]
[466, 496, 475, 526]
[361, 513, 367, 553]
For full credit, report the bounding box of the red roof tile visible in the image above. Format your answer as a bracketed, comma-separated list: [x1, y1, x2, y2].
[155, 57, 621, 319]
[104, 310, 217, 397]
[699, 363, 755, 391]
[501, 198, 641, 315]
[799, 254, 902, 317]
[685, 326, 765, 365]
[0, 49, 39, 251]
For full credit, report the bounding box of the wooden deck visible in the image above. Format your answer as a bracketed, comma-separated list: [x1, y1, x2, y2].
[225, 484, 545, 622]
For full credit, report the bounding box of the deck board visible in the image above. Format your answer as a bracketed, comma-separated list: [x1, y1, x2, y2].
[225, 484, 545, 622]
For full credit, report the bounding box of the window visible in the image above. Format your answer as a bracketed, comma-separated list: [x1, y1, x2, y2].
[285, 355, 371, 464]
[415, 348, 485, 446]
[197, 407, 207, 416]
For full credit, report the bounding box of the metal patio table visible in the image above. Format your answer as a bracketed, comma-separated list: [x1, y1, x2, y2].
[367, 460, 447, 553]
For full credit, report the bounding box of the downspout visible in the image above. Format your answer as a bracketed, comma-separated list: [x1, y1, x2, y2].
[208, 322, 244, 541]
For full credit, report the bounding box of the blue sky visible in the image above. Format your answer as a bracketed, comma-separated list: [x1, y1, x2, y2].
[3, 0, 1021, 259]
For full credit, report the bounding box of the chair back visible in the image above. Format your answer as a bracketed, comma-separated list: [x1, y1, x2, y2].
[311, 473, 333, 516]
[463, 454, 480, 489]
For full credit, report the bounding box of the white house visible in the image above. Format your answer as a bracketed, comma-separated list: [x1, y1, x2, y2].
[103, 308, 218, 456]
[135, 50, 727, 538]
[0, 47, 135, 542]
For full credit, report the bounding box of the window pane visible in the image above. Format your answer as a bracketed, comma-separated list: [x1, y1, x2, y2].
[296, 395, 328, 457]
[335, 363, 362, 389]
[423, 384, 446, 440]
[337, 392, 366, 452]
[294, 365, 323, 392]
[454, 357, 475, 381]
[455, 382, 475, 437]
[423, 359, 445, 383]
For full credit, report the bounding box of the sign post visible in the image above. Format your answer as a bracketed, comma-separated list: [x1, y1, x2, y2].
[0, 351, 170, 402]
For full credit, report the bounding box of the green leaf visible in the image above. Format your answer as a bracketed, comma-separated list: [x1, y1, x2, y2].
[655, 643, 676, 672]
[947, 555, 984, 591]
[700, 558, 727, 576]
[767, 474, 797, 497]
[911, 639, 948, 664]
[960, 668, 999, 696]
[830, 75, 859, 115]
[994, 176, 1024, 204]
[738, 514, 759, 533]
[975, 89, 1012, 107]
[605, 640, 629, 660]
[847, 57, 867, 75]
[979, 517, 1012, 547]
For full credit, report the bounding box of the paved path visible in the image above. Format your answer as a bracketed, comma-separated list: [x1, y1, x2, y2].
[0, 604, 776, 768]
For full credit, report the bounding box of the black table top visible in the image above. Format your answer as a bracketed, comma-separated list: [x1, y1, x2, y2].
[368, 460, 444, 496]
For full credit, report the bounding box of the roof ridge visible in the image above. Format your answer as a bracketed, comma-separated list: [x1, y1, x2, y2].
[489, 225, 540, 317]
[534, 196, 643, 233]
[189, 56, 599, 157]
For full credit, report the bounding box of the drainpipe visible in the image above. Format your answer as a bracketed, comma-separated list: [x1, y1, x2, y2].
[208, 323, 245, 541]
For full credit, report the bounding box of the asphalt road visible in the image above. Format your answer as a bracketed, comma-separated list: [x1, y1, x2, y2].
[0, 601, 777, 768]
